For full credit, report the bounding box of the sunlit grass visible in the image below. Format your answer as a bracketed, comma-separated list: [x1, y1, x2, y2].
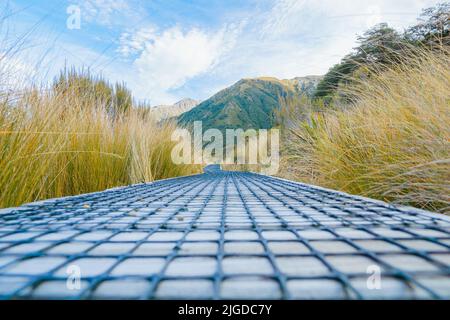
[0, 72, 200, 208]
[280, 47, 450, 213]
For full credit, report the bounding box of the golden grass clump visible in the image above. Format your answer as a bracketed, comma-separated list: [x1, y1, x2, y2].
[0, 72, 200, 208]
[280, 47, 450, 213]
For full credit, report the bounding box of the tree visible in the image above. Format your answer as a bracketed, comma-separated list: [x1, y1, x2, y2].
[405, 2, 450, 47]
[53, 68, 134, 118]
[112, 82, 132, 117]
[314, 3, 450, 101]
[53, 68, 112, 109]
[355, 23, 405, 66]
[315, 23, 404, 100]
[314, 55, 359, 100]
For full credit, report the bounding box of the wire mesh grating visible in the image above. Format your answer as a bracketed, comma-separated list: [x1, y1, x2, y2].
[0, 168, 449, 299]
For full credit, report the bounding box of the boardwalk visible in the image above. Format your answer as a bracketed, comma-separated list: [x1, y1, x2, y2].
[0, 167, 449, 299]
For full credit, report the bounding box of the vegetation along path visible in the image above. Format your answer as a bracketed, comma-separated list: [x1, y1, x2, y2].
[0, 166, 449, 299]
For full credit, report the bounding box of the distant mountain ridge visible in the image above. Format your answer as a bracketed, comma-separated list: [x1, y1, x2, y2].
[288, 76, 323, 96]
[151, 98, 199, 120]
[177, 76, 322, 131]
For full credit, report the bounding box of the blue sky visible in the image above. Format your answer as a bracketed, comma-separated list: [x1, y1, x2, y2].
[1, 0, 443, 105]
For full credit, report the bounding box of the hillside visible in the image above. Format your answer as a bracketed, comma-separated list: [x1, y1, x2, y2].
[177, 76, 321, 131]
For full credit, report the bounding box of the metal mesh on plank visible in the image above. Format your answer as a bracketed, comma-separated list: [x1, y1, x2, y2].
[0, 170, 449, 299]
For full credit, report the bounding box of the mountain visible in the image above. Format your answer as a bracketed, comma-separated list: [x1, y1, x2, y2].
[177, 76, 321, 131]
[151, 98, 199, 120]
[288, 76, 323, 96]
[173, 98, 199, 110]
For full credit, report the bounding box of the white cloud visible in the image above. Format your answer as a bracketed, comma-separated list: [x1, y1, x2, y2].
[118, 27, 156, 57]
[259, 0, 307, 39]
[260, 0, 441, 38]
[196, 0, 443, 84]
[75, 0, 130, 26]
[125, 24, 241, 104]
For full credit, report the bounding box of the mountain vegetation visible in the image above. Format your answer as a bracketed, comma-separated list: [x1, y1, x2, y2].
[178, 76, 321, 132]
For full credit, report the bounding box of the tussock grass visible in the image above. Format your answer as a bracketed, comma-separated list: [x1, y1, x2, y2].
[0, 72, 200, 208]
[280, 47, 450, 213]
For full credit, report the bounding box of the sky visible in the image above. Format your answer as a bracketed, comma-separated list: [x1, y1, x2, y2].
[0, 0, 443, 105]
